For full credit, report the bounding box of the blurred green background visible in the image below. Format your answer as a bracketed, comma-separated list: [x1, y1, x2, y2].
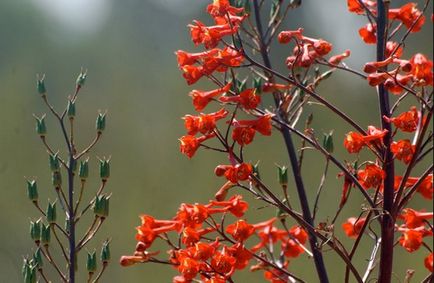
[0, 0, 432, 282]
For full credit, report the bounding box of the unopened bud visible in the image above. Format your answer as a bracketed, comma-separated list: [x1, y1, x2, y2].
[87, 251, 97, 273]
[49, 153, 60, 172]
[253, 77, 263, 94]
[52, 171, 62, 187]
[94, 194, 110, 218]
[277, 166, 288, 186]
[76, 71, 87, 88]
[26, 180, 38, 202]
[35, 115, 47, 137]
[322, 131, 334, 153]
[30, 219, 42, 242]
[46, 202, 56, 224]
[101, 241, 111, 263]
[79, 159, 89, 180]
[99, 158, 110, 181]
[67, 100, 76, 118]
[96, 112, 106, 133]
[33, 248, 43, 269]
[41, 224, 51, 246]
[37, 76, 46, 95]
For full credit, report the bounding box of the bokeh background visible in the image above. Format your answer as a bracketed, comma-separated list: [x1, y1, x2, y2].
[0, 0, 432, 282]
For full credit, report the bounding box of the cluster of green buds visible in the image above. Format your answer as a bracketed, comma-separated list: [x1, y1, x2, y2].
[24, 71, 112, 282]
[94, 194, 110, 218]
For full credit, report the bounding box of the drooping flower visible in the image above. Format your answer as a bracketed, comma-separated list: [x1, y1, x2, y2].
[189, 83, 231, 111]
[359, 23, 376, 44]
[410, 53, 433, 86]
[219, 88, 261, 110]
[399, 208, 433, 228]
[188, 20, 238, 49]
[215, 163, 253, 183]
[357, 164, 385, 189]
[179, 134, 215, 158]
[389, 2, 426, 32]
[425, 253, 433, 272]
[226, 219, 255, 242]
[281, 226, 308, 258]
[344, 126, 388, 153]
[206, 0, 244, 17]
[397, 227, 432, 252]
[383, 106, 419, 132]
[342, 217, 366, 238]
[328, 49, 351, 65]
[391, 139, 415, 164]
[347, 0, 376, 14]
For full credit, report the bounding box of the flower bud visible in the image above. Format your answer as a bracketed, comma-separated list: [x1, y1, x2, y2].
[41, 224, 51, 246]
[37, 76, 46, 95]
[94, 194, 110, 218]
[23, 260, 37, 283]
[67, 99, 76, 118]
[76, 71, 87, 88]
[277, 165, 288, 186]
[79, 159, 89, 180]
[322, 131, 334, 153]
[237, 78, 247, 93]
[33, 248, 43, 269]
[52, 171, 62, 187]
[26, 180, 38, 202]
[101, 241, 111, 263]
[253, 77, 263, 94]
[30, 219, 42, 243]
[35, 115, 47, 137]
[49, 153, 60, 172]
[99, 158, 110, 181]
[87, 251, 97, 273]
[96, 112, 106, 133]
[46, 202, 56, 224]
[252, 163, 261, 179]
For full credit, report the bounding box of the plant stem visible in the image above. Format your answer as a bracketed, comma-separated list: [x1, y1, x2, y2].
[252, 1, 329, 282]
[376, 2, 395, 283]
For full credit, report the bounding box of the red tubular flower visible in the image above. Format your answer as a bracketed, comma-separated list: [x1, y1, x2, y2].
[425, 253, 433, 272]
[226, 219, 255, 242]
[383, 106, 419, 132]
[235, 114, 273, 136]
[176, 203, 210, 228]
[391, 139, 415, 164]
[120, 250, 159, 267]
[227, 243, 252, 270]
[182, 65, 205, 85]
[281, 226, 308, 258]
[211, 195, 249, 217]
[179, 133, 215, 158]
[367, 71, 390, 86]
[359, 23, 376, 44]
[344, 126, 388, 153]
[328, 49, 351, 65]
[357, 163, 385, 189]
[220, 88, 261, 110]
[182, 227, 215, 246]
[262, 82, 292, 93]
[197, 108, 228, 134]
[188, 20, 237, 49]
[400, 208, 433, 228]
[342, 217, 366, 238]
[278, 28, 304, 43]
[416, 174, 433, 200]
[410, 53, 433, 86]
[347, 0, 376, 14]
[389, 3, 425, 32]
[398, 228, 425, 252]
[215, 163, 253, 183]
[178, 255, 201, 280]
[189, 240, 219, 261]
[206, 0, 244, 17]
[232, 126, 256, 146]
[386, 41, 403, 58]
[176, 49, 220, 67]
[384, 74, 413, 95]
[210, 248, 236, 276]
[263, 261, 289, 283]
[189, 83, 231, 111]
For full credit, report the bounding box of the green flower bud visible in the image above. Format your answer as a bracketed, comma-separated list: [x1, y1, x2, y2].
[46, 202, 56, 224]
[26, 180, 38, 202]
[23, 262, 37, 283]
[237, 78, 247, 93]
[79, 159, 89, 180]
[33, 248, 43, 269]
[49, 153, 60, 172]
[30, 219, 42, 242]
[270, 0, 279, 18]
[37, 76, 46, 95]
[76, 71, 87, 88]
[67, 100, 76, 118]
[242, 0, 250, 13]
[322, 131, 334, 153]
[35, 115, 47, 137]
[87, 251, 97, 273]
[41, 224, 51, 245]
[96, 112, 106, 133]
[253, 77, 263, 94]
[99, 159, 110, 181]
[277, 165, 288, 186]
[94, 194, 110, 218]
[69, 157, 77, 173]
[52, 171, 62, 187]
[252, 163, 261, 180]
[101, 241, 111, 263]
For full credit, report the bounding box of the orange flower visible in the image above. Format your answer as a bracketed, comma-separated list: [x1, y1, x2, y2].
[281, 226, 308, 258]
[391, 140, 415, 164]
[232, 126, 256, 146]
[410, 53, 433, 86]
[215, 163, 253, 183]
[342, 217, 366, 238]
[235, 114, 273, 136]
[386, 41, 403, 58]
[396, 174, 433, 200]
[262, 82, 292, 93]
[328, 49, 351, 65]
[178, 255, 201, 280]
[183, 108, 228, 135]
[359, 23, 376, 44]
[400, 208, 433, 228]
[188, 20, 237, 49]
[220, 88, 261, 110]
[189, 241, 219, 261]
[179, 134, 215, 158]
[357, 164, 385, 189]
[227, 243, 252, 270]
[211, 195, 249, 217]
[347, 0, 376, 14]
[206, 0, 244, 17]
[263, 261, 289, 283]
[344, 126, 388, 153]
[189, 83, 231, 111]
[389, 3, 425, 32]
[278, 28, 304, 43]
[383, 106, 419, 132]
[425, 253, 433, 272]
[226, 219, 255, 242]
[210, 248, 236, 276]
[398, 228, 424, 252]
[176, 49, 219, 67]
[182, 65, 205, 85]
